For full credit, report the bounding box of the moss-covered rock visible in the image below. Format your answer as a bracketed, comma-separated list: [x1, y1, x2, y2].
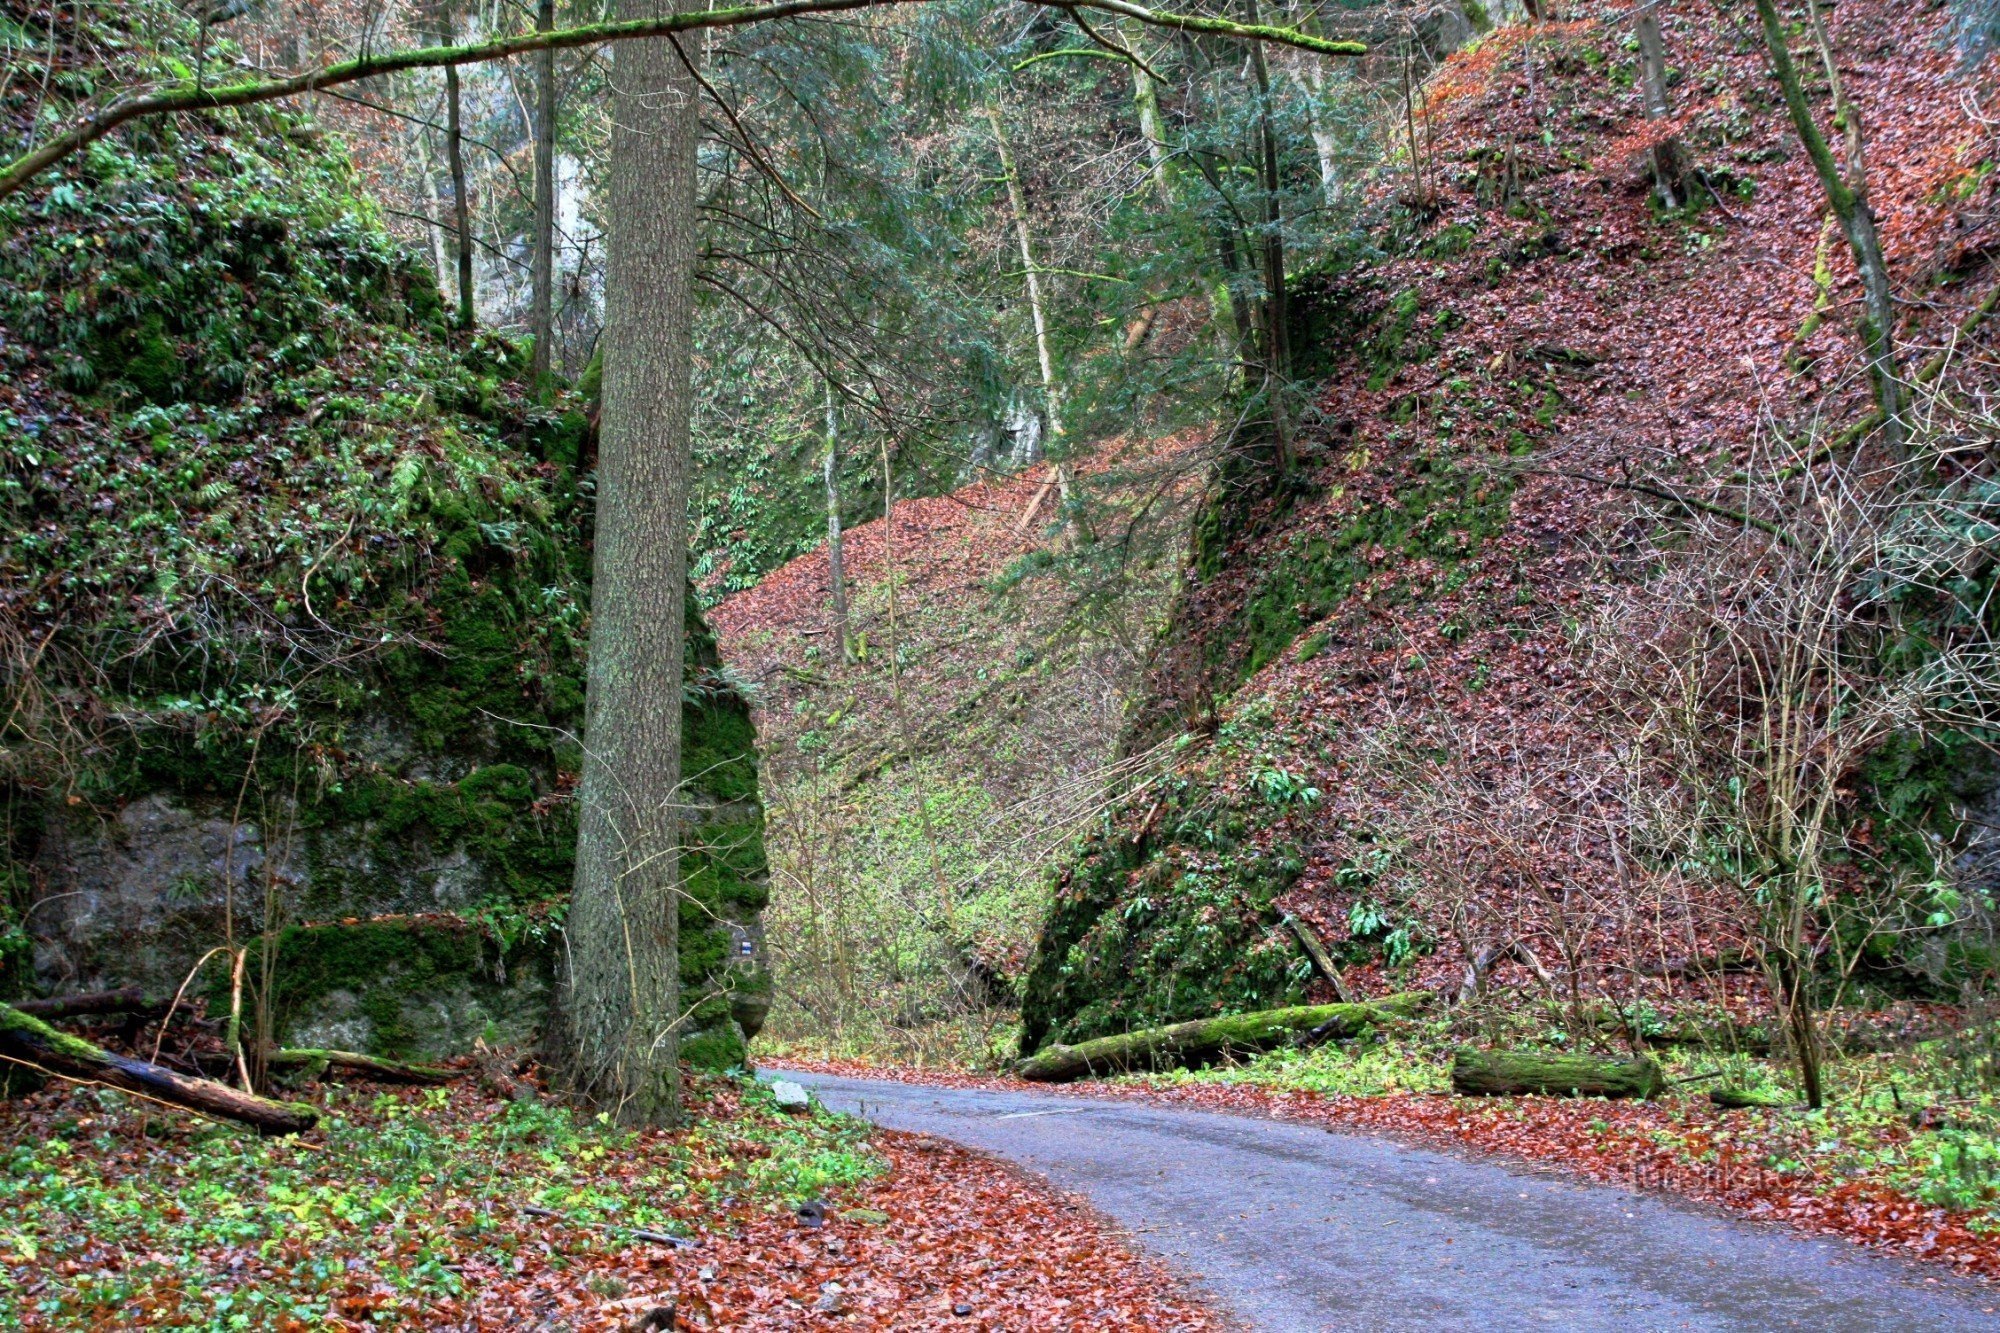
[1018, 770, 1314, 1054]
[3, 86, 769, 1069]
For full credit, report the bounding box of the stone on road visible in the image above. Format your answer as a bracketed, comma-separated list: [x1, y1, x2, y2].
[784, 1070, 2000, 1332]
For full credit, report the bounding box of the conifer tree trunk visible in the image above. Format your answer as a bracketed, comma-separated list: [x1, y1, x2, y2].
[1753, 0, 1904, 449]
[529, 0, 558, 386]
[823, 377, 849, 663]
[553, 0, 701, 1128]
[1246, 0, 1294, 471]
[440, 0, 474, 331]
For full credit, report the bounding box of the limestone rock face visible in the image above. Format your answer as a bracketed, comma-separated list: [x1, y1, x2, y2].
[22, 602, 772, 1068]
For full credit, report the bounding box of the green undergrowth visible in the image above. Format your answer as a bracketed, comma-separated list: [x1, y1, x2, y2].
[0, 1077, 875, 1329]
[1232, 456, 1513, 680]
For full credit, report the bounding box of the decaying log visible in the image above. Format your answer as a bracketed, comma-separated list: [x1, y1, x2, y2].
[1016, 993, 1429, 1083]
[1451, 1048, 1665, 1100]
[15, 987, 170, 1021]
[1710, 1084, 1792, 1110]
[1281, 912, 1351, 1003]
[265, 1048, 457, 1084]
[0, 1002, 318, 1134]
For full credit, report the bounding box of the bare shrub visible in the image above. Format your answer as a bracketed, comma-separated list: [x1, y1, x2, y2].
[1586, 393, 2000, 1105]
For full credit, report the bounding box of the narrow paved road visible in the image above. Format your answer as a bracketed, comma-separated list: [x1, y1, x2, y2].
[782, 1070, 2000, 1331]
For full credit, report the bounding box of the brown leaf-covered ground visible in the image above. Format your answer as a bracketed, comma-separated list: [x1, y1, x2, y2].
[0, 1074, 1220, 1331]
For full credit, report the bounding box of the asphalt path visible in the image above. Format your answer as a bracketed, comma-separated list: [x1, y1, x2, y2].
[780, 1070, 2000, 1332]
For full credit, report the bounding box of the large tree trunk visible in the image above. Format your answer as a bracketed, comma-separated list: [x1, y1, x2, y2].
[528, 0, 558, 386]
[1450, 1049, 1666, 1100]
[1016, 994, 1427, 1082]
[551, 0, 700, 1128]
[0, 1003, 318, 1134]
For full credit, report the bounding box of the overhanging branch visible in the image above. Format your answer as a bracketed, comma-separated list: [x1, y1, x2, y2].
[0, 0, 1364, 202]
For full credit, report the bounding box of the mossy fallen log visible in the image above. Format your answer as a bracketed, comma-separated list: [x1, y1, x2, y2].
[0, 1002, 318, 1134]
[265, 1049, 457, 1084]
[1710, 1084, 1792, 1110]
[1016, 993, 1429, 1083]
[1451, 1049, 1665, 1100]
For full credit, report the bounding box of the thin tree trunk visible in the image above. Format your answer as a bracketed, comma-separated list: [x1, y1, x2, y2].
[1753, 0, 1904, 450]
[1634, 1, 1679, 209]
[412, 119, 453, 296]
[823, 377, 849, 663]
[1247, 0, 1294, 471]
[986, 99, 1088, 545]
[442, 2, 474, 330]
[553, 0, 700, 1128]
[1298, 66, 1342, 210]
[1122, 48, 1176, 353]
[529, 0, 558, 386]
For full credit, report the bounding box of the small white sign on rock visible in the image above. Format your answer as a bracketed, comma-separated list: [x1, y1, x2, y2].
[770, 1079, 812, 1113]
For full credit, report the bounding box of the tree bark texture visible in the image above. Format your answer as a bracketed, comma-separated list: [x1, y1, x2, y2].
[441, 0, 475, 331]
[553, 0, 701, 1128]
[1450, 1049, 1666, 1100]
[0, 1003, 318, 1134]
[1016, 994, 1427, 1082]
[529, 0, 559, 385]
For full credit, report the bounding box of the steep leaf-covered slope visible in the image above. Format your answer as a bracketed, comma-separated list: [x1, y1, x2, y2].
[1023, 0, 2000, 1049]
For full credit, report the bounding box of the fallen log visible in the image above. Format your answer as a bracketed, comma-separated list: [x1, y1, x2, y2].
[265, 1048, 457, 1084]
[1451, 1049, 1665, 1100]
[15, 987, 170, 1021]
[1016, 993, 1429, 1083]
[1281, 912, 1351, 1003]
[0, 1002, 318, 1135]
[1710, 1084, 1792, 1110]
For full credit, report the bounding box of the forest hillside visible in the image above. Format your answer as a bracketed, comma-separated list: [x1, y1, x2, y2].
[713, 431, 1200, 1061]
[1021, 0, 2000, 1052]
[0, 8, 771, 1070]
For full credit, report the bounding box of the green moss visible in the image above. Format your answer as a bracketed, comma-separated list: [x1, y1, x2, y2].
[1232, 460, 1513, 682]
[250, 919, 540, 1060]
[1020, 781, 1315, 1053]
